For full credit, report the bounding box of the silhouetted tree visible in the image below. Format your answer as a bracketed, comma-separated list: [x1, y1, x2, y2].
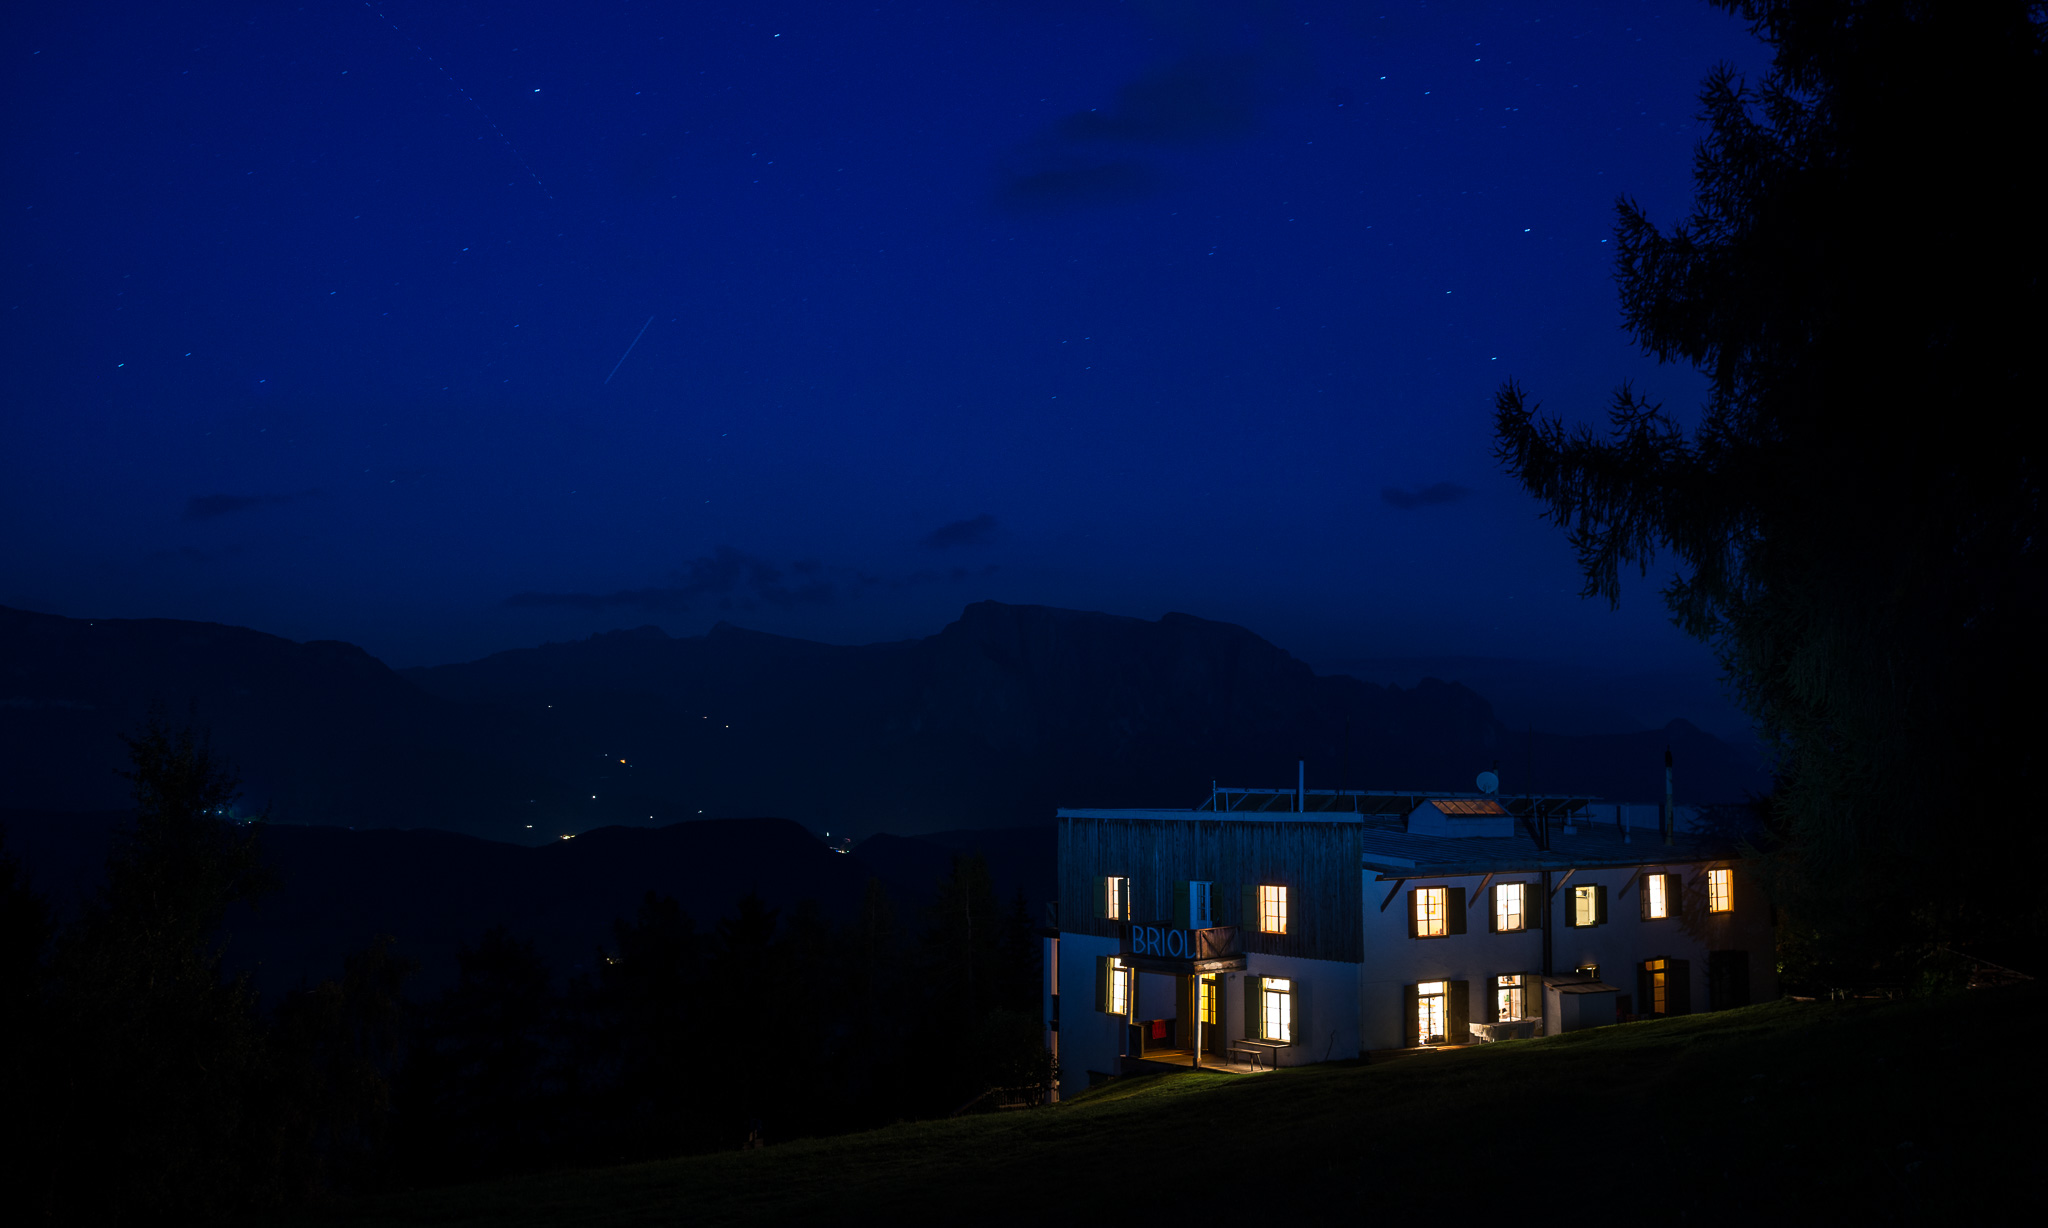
[34, 713, 279, 1219]
[1490, 1, 2044, 976]
[396, 926, 563, 1180]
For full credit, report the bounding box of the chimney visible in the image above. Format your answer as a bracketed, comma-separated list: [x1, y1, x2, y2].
[1297, 760, 1305, 812]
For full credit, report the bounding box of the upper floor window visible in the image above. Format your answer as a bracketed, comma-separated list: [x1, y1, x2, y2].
[1176, 880, 1213, 929]
[1707, 868, 1733, 913]
[1496, 974, 1527, 1021]
[1645, 872, 1669, 919]
[1569, 884, 1608, 927]
[1415, 886, 1447, 938]
[1096, 876, 1130, 921]
[1259, 884, 1288, 934]
[1494, 881, 1526, 932]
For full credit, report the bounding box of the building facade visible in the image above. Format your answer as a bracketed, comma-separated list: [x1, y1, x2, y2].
[1043, 785, 1775, 1098]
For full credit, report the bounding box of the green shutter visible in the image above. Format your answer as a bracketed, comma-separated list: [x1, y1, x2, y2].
[1291, 978, 1312, 1052]
[1447, 886, 1467, 935]
[1669, 874, 1685, 919]
[1244, 975, 1263, 1040]
[1402, 984, 1419, 1048]
[1173, 881, 1190, 930]
[1095, 954, 1109, 1012]
[1487, 884, 1500, 933]
[1093, 876, 1108, 920]
[1242, 884, 1262, 934]
[1406, 888, 1419, 939]
[1594, 883, 1609, 925]
[1448, 980, 1470, 1044]
[1668, 959, 1692, 1015]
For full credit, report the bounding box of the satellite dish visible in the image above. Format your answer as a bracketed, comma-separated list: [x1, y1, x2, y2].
[1476, 771, 1499, 794]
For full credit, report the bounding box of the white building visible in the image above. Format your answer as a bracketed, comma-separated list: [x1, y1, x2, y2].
[1044, 784, 1775, 1098]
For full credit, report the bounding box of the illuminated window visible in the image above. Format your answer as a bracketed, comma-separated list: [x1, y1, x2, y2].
[1415, 886, 1447, 938]
[1261, 977, 1293, 1042]
[1199, 975, 1219, 1025]
[1645, 873, 1669, 920]
[1107, 958, 1130, 1015]
[1644, 958, 1669, 1015]
[1570, 884, 1607, 927]
[1496, 974, 1526, 1021]
[1259, 885, 1288, 934]
[1495, 882, 1525, 932]
[1708, 868, 1732, 913]
[1098, 876, 1130, 921]
[1417, 980, 1446, 1044]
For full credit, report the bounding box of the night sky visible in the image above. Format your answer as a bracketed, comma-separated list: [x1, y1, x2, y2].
[3, 1, 1768, 687]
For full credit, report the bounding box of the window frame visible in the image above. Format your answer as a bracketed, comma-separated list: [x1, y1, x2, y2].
[1260, 976, 1294, 1043]
[1415, 885, 1449, 938]
[1495, 973, 1526, 1022]
[1107, 957, 1130, 1016]
[1493, 881, 1526, 932]
[1103, 875, 1130, 921]
[1259, 884, 1289, 935]
[1644, 872, 1669, 920]
[1707, 867, 1733, 914]
[1416, 980, 1447, 1045]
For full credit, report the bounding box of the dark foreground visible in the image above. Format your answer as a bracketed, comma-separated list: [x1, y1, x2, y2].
[297, 985, 2040, 1226]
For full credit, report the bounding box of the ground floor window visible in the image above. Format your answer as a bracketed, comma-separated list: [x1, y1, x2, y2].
[1496, 974, 1526, 1021]
[1199, 974, 1219, 1025]
[1261, 977, 1293, 1042]
[1417, 980, 1446, 1044]
[1097, 956, 1129, 1016]
[1644, 959, 1668, 1014]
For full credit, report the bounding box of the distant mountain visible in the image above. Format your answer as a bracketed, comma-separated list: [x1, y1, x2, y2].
[0, 601, 1768, 847]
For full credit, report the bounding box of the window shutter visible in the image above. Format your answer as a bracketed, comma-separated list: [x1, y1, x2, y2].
[1668, 959, 1692, 1015]
[1292, 978, 1312, 1051]
[1639, 874, 1653, 921]
[1594, 884, 1609, 925]
[1172, 881, 1190, 930]
[1095, 955, 1110, 1012]
[1242, 884, 1262, 934]
[1406, 888, 1420, 939]
[1669, 874, 1685, 919]
[1530, 882, 1544, 929]
[1094, 877, 1108, 920]
[1244, 975, 1263, 1040]
[1487, 884, 1500, 933]
[1403, 984, 1420, 1047]
[1448, 980, 1470, 1044]
[1447, 886, 1467, 935]
[1636, 961, 1653, 1015]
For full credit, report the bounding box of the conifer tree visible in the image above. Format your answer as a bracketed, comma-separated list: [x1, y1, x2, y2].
[1492, 1, 2044, 974]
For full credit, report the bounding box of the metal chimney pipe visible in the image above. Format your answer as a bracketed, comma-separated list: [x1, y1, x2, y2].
[1297, 760, 1305, 812]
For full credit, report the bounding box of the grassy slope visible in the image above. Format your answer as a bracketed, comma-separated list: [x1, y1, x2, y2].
[310, 985, 2041, 1226]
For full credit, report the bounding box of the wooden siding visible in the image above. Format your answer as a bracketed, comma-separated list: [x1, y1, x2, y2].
[1059, 816, 1363, 963]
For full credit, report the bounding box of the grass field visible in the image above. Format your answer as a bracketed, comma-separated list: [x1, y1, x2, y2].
[304, 984, 2041, 1226]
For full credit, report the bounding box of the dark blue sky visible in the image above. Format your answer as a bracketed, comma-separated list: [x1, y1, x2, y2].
[3, 0, 1767, 681]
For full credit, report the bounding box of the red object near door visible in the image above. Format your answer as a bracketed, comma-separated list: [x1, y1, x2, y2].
[1151, 1019, 1167, 1040]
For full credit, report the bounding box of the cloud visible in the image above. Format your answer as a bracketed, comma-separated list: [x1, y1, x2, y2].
[504, 547, 835, 614]
[923, 514, 1000, 550]
[1381, 482, 1472, 510]
[184, 493, 295, 521]
[1054, 56, 1261, 145]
